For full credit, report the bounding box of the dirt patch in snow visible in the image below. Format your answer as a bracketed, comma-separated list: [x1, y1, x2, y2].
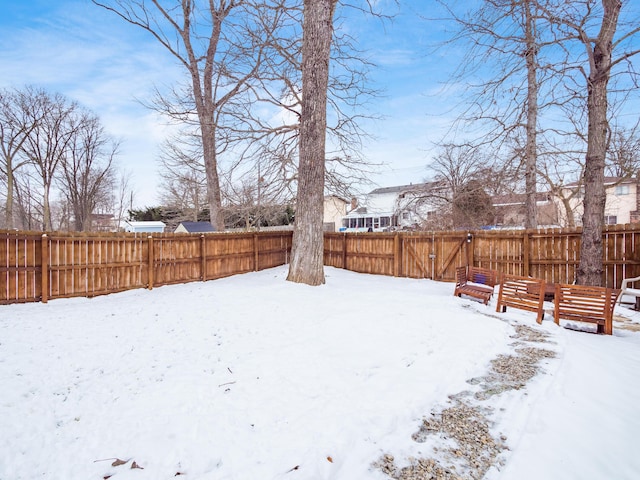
[374, 323, 557, 480]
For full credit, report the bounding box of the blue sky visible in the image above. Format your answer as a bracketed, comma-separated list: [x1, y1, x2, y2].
[1, 1, 464, 207]
[2, 1, 637, 208]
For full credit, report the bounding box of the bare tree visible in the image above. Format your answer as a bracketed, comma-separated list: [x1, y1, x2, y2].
[93, 0, 290, 231]
[157, 131, 207, 222]
[286, 0, 337, 285]
[435, 0, 556, 229]
[606, 124, 640, 177]
[540, 0, 640, 285]
[58, 110, 118, 231]
[421, 143, 497, 229]
[20, 91, 78, 231]
[170, 0, 382, 216]
[11, 172, 42, 230]
[0, 87, 44, 229]
[110, 169, 134, 231]
[522, 0, 540, 228]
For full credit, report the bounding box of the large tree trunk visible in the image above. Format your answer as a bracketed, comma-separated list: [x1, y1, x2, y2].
[524, 0, 538, 229]
[287, 0, 336, 286]
[5, 159, 14, 229]
[43, 184, 52, 231]
[577, 0, 621, 286]
[200, 122, 225, 231]
[187, 1, 226, 233]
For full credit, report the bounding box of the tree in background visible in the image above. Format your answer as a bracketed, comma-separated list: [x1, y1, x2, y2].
[19, 91, 77, 231]
[420, 143, 499, 230]
[435, 0, 552, 229]
[58, 110, 118, 231]
[247, 1, 382, 205]
[157, 131, 207, 223]
[540, 0, 639, 285]
[1, 86, 125, 232]
[0, 87, 42, 229]
[286, 0, 337, 285]
[606, 125, 640, 177]
[452, 180, 495, 229]
[93, 0, 289, 231]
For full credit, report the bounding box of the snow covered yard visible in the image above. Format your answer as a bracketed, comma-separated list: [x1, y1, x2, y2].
[1, 265, 640, 480]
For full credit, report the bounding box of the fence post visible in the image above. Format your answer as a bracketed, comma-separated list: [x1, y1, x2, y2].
[342, 233, 348, 269]
[41, 234, 48, 304]
[200, 234, 207, 281]
[394, 233, 401, 277]
[254, 233, 259, 271]
[523, 231, 530, 277]
[147, 236, 154, 290]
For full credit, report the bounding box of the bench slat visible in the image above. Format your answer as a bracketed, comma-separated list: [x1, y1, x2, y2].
[496, 274, 546, 324]
[554, 284, 620, 335]
[454, 266, 494, 305]
[468, 266, 499, 287]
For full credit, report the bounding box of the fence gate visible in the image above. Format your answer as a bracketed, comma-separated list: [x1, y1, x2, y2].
[400, 232, 470, 280]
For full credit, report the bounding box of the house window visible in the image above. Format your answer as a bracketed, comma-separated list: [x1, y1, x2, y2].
[605, 215, 618, 225]
[615, 185, 630, 195]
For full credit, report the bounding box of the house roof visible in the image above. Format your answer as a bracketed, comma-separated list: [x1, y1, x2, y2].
[324, 195, 349, 203]
[122, 221, 166, 233]
[125, 221, 166, 228]
[564, 176, 636, 188]
[176, 221, 215, 233]
[369, 181, 441, 195]
[492, 192, 552, 207]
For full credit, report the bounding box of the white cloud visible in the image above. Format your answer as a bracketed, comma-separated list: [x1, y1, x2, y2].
[0, 1, 184, 207]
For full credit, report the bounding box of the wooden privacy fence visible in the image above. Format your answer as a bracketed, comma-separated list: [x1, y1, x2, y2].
[324, 224, 640, 289]
[1, 230, 292, 305]
[3, 224, 640, 305]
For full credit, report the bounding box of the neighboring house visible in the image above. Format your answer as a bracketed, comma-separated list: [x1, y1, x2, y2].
[89, 213, 117, 232]
[339, 177, 640, 231]
[123, 221, 166, 233]
[174, 221, 216, 233]
[555, 177, 638, 226]
[323, 196, 348, 232]
[341, 182, 444, 231]
[491, 193, 560, 229]
[341, 181, 565, 231]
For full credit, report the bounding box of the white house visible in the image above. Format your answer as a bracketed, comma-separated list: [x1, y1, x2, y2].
[556, 177, 639, 226]
[341, 182, 443, 231]
[123, 221, 166, 233]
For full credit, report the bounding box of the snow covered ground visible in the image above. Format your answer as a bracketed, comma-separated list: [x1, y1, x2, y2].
[1, 266, 639, 480]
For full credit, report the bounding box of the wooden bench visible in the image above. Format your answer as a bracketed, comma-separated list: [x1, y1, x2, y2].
[496, 274, 546, 324]
[468, 266, 499, 287]
[554, 284, 621, 335]
[454, 266, 494, 305]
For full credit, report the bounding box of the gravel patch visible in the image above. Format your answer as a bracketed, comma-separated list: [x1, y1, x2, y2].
[374, 322, 557, 480]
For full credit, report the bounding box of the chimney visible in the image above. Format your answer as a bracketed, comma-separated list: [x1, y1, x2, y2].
[350, 197, 358, 212]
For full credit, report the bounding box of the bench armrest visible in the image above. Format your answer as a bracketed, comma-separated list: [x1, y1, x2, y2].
[621, 276, 640, 290]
